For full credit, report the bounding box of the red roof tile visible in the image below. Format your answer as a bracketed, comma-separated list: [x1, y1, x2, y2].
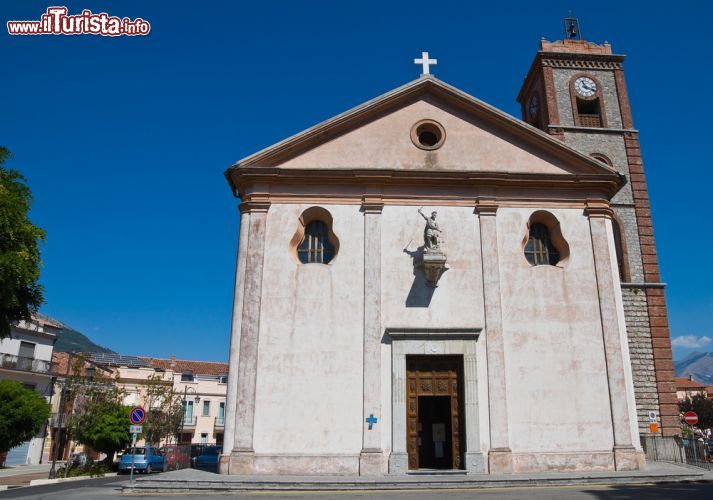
[675, 376, 706, 389]
[140, 357, 228, 376]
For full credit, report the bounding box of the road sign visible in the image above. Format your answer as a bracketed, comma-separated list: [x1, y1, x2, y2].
[130, 425, 142, 434]
[684, 411, 699, 425]
[648, 411, 658, 424]
[649, 423, 659, 433]
[129, 406, 146, 425]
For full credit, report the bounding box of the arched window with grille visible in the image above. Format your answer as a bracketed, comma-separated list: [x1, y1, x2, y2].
[524, 223, 560, 266]
[297, 220, 335, 264]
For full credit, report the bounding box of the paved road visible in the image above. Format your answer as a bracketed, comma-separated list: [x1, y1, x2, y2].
[2, 477, 713, 500]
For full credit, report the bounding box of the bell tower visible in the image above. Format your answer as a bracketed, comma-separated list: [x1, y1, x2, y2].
[517, 21, 679, 437]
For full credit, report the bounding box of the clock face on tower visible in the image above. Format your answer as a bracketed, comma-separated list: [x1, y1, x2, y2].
[574, 77, 597, 97]
[528, 94, 539, 119]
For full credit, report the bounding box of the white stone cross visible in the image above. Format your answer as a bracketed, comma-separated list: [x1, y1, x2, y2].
[414, 51, 437, 75]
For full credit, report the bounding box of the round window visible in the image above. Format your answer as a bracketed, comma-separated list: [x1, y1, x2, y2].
[411, 120, 446, 150]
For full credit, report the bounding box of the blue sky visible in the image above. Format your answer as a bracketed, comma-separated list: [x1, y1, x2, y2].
[1, 1, 711, 362]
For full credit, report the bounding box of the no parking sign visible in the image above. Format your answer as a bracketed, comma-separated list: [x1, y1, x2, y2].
[129, 406, 146, 425]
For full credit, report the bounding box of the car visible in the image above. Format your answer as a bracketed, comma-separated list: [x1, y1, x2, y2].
[118, 446, 166, 474]
[194, 445, 221, 470]
[161, 445, 191, 471]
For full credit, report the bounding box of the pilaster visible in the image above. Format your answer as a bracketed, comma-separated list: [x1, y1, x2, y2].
[586, 205, 644, 471]
[227, 201, 270, 475]
[219, 208, 251, 474]
[360, 198, 385, 475]
[475, 200, 512, 473]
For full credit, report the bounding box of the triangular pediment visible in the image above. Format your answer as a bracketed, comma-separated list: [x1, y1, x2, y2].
[228, 77, 619, 179]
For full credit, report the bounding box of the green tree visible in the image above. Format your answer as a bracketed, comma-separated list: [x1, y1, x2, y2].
[64, 356, 130, 465]
[72, 401, 131, 465]
[0, 380, 51, 453]
[141, 374, 183, 445]
[0, 146, 45, 338]
[680, 395, 713, 430]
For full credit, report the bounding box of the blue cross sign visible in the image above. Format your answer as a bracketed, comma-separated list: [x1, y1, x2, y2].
[366, 414, 378, 430]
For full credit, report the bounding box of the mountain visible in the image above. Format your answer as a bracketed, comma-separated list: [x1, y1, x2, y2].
[37, 314, 115, 354]
[675, 352, 713, 385]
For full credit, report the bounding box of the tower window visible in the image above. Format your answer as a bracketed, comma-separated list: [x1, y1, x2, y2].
[297, 220, 335, 264]
[576, 98, 601, 127]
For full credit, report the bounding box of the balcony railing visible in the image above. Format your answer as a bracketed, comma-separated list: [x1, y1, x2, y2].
[0, 354, 53, 374]
[182, 416, 197, 427]
[215, 416, 225, 427]
[579, 114, 602, 128]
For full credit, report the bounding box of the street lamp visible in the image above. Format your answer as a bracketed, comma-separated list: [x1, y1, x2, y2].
[179, 386, 200, 445]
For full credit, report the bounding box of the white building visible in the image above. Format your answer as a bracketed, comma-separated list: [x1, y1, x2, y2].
[220, 42, 656, 475]
[89, 354, 229, 446]
[0, 316, 58, 465]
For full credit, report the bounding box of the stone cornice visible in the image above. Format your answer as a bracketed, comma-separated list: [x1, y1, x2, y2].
[361, 195, 384, 214]
[385, 327, 482, 340]
[238, 200, 271, 214]
[620, 282, 667, 289]
[540, 52, 625, 70]
[474, 198, 499, 216]
[584, 199, 614, 218]
[549, 125, 638, 134]
[232, 167, 626, 203]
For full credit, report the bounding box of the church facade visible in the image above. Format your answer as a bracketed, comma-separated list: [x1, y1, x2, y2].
[220, 36, 676, 475]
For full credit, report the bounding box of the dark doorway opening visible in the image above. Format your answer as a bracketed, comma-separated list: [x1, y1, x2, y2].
[406, 355, 464, 470]
[418, 396, 453, 469]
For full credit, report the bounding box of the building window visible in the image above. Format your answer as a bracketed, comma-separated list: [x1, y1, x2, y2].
[297, 221, 335, 264]
[218, 375, 227, 384]
[202, 400, 210, 417]
[291, 207, 340, 265]
[590, 153, 612, 166]
[18, 341, 35, 359]
[576, 98, 602, 127]
[522, 211, 570, 267]
[200, 433, 208, 444]
[410, 119, 446, 150]
[181, 372, 194, 382]
[524, 223, 560, 266]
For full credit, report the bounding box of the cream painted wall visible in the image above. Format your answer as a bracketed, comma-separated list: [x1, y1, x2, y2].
[497, 207, 615, 452]
[250, 203, 634, 461]
[380, 206, 485, 329]
[252, 204, 364, 454]
[379, 205, 486, 455]
[277, 99, 581, 175]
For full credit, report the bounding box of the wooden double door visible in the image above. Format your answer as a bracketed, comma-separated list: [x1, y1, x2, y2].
[406, 355, 464, 470]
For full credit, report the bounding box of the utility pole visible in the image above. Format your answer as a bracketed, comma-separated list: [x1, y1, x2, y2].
[48, 352, 74, 479]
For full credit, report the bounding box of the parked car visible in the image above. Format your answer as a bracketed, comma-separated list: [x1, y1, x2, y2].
[118, 447, 166, 474]
[161, 445, 191, 471]
[194, 445, 221, 470]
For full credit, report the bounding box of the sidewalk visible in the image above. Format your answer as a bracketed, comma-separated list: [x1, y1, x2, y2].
[124, 461, 713, 494]
[0, 464, 52, 488]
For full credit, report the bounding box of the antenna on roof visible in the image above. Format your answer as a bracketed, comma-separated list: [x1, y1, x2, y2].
[563, 16, 581, 40]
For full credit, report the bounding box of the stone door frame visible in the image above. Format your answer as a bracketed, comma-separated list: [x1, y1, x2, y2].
[386, 328, 485, 474]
